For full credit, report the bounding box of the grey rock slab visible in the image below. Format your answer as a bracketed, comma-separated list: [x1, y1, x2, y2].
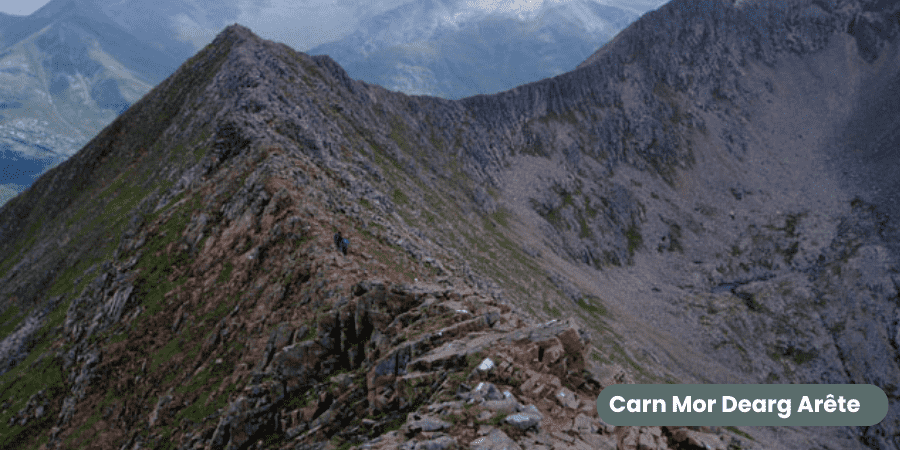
[573, 413, 598, 434]
[505, 409, 542, 431]
[404, 414, 452, 435]
[482, 398, 520, 414]
[470, 428, 522, 450]
[460, 381, 505, 402]
[426, 401, 463, 415]
[555, 387, 579, 410]
[412, 436, 458, 450]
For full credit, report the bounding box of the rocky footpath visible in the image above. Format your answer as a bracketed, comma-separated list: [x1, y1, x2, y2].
[136, 278, 739, 450]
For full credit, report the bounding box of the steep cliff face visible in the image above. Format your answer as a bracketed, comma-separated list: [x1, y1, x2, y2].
[0, 0, 899, 449]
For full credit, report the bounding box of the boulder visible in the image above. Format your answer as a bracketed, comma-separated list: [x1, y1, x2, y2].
[470, 428, 522, 450]
[504, 405, 542, 432]
[403, 413, 452, 436]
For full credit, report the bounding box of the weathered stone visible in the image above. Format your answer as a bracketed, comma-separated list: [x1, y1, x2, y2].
[460, 382, 504, 402]
[572, 413, 598, 435]
[209, 395, 279, 450]
[403, 413, 452, 436]
[666, 427, 727, 450]
[258, 322, 296, 370]
[555, 387, 579, 410]
[504, 405, 542, 431]
[477, 357, 495, 372]
[616, 426, 666, 450]
[268, 341, 325, 391]
[412, 435, 457, 450]
[470, 428, 522, 450]
[426, 401, 463, 415]
[148, 390, 173, 427]
[482, 398, 519, 414]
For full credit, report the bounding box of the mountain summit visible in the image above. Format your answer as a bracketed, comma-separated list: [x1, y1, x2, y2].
[2, 0, 900, 448]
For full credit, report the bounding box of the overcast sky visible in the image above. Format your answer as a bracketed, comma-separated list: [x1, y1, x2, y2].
[0, 0, 51, 16]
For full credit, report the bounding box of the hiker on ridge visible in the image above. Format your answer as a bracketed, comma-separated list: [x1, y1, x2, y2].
[334, 231, 349, 256]
[334, 231, 343, 252]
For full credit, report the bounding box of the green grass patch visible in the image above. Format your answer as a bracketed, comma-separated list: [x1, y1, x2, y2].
[46, 258, 100, 299]
[491, 208, 510, 228]
[18, 221, 43, 256]
[0, 305, 22, 339]
[133, 195, 200, 320]
[283, 389, 315, 410]
[625, 224, 643, 256]
[151, 338, 185, 372]
[578, 215, 592, 239]
[391, 188, 408, 206]
[216, 263, 233, 286]
[200, 299, 234, 332]
[66, 403, 103, 449]
[725, 426, 755, 441]
[0, 347, 66, 449]
[577, 296, 608, 316]
[479, 412, 508, 427]
[388, 116, 412, 153]
[544, 304, 561, 318]
[591, 350, 611, 364]
[175, 380, 239, 424]
[428, 128, 444, 151]
[584, 198, 598, 218]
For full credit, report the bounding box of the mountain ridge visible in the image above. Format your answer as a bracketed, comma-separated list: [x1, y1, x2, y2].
[1, 0, 900, 447]
[0, 0, 665, 207]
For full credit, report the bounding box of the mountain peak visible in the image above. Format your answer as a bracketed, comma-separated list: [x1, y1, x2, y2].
[212, 23, 259, 47]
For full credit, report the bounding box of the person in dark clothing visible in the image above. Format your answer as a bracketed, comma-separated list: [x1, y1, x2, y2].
[333, 231, 343, 252]
[340, 238, 349, 256]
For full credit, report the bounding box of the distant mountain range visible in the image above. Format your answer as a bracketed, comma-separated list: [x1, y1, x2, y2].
[0, 0, 665, 206]
[308, 0, 666, 99]
[0, 0, 193, 205]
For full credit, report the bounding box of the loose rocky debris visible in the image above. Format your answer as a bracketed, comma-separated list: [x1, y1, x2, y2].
[41, 271, 736, 450]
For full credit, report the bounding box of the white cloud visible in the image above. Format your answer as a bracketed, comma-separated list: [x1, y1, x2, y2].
[230, 0, 416, 51]
[171, 13, 220, 49]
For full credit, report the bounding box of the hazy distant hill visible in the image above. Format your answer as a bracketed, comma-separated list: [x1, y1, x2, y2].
[309, 0, 665, 99]
[0, 0, 190, 205]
